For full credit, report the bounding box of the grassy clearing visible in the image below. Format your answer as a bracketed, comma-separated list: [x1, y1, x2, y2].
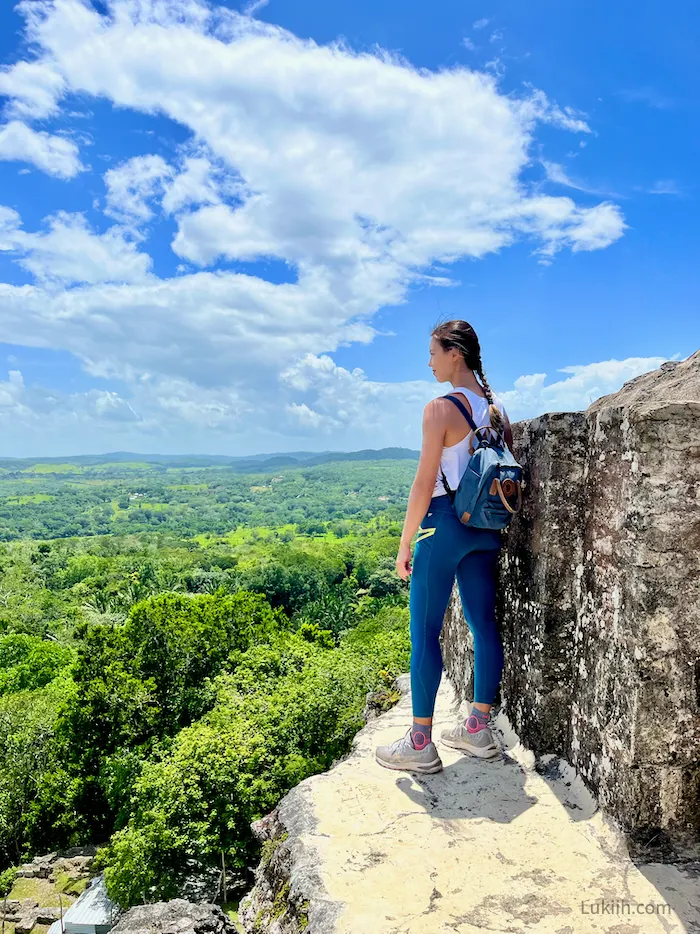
[23, 464, 77, 475]
[7, 875, 80, 908]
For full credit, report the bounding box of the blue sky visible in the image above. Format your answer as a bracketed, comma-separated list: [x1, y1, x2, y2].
[0, 0, 697, 457]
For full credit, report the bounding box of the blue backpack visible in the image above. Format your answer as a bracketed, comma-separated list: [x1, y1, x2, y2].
[439, 393, 523, 530]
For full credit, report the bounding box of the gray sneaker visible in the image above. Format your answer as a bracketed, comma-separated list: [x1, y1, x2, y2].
[375, 727, 443, 773]
[440, 718, 501, 759]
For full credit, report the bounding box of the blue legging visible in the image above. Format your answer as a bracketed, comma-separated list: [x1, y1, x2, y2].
[409, 493, 504, 718]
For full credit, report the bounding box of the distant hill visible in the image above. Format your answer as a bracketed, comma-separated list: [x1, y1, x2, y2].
[299, 447, 419, 466]
[0, 447, 420, 472]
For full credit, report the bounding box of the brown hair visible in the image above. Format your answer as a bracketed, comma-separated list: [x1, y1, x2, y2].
[431, 319, 505, 437]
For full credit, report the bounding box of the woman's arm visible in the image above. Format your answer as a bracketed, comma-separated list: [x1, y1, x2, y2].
[400, 399, 446, 548]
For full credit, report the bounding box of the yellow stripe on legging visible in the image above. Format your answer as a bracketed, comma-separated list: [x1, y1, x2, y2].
[415, 527, 436, 543]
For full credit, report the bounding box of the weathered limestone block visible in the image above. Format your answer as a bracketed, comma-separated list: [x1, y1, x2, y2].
[16, 846, 97, 881]
[440, 351, 700, 856]
[49, 854, 95, 879]
[7, 904, 62, 931]
[110, 898, 237, 934]
[238, 778, 344, 934]
[14, 906, 45, 934]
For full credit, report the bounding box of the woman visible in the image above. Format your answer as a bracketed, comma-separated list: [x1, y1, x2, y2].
[375, 320, 513, 774]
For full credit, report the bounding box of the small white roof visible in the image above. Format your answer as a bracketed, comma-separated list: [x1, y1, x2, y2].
[46, 874, 117, 934]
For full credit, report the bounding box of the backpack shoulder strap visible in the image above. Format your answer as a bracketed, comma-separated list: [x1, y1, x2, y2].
[442, 393, 479, 434]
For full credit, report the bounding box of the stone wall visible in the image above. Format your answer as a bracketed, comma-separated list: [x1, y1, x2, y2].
[439, 351, 700, 857]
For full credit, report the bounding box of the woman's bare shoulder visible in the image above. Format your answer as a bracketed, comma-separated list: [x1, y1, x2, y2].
[422, 396, 454, 426]
[430, 391, 474, 414]
[424, 395, 461, 415]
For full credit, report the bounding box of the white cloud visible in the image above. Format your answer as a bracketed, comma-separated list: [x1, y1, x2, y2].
[0, 0, 633, 453]
[0, 206, 21, 249]
[0, 120, 83, 178]
[104, 151, 227, 224]
[285, 352, 681, 438]
[542, 159, 618, 197]
[484, 58, 506, 79]
[462, 37, 476, 52]
[645, 179, 681, 196]
[0, 209, 152, 284]
[499, 356, 675, 418]
[509, 196, 626, 260]
[523, 90, 591, 134]
[0, 2, 615, 319]
[0, 350, 679, 456]
[172, 200, 280, 264]
[273, 351, 679, 439]
[0, 368, 140, 431]
[473, 18, 490, 29]
[0, 370, 29, 414]
[92, 390, 141, 421]
[3, 1, 608, 303]
[542, 160, 585, 190]
[243, 0, 269, 15]
[280, 353, 444, 438]
[0, 61, 65, 119]
[104, 154, 173, 223]
[161, 156, 221, 214]
[562, 203, 626, 252]
[0, 268, 375, 389]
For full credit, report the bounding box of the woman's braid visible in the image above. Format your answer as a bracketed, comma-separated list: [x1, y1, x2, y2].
[476, 357, 505, 437]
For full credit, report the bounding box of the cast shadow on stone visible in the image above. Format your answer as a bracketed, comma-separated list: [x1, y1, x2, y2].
[382, 739, 597, 827]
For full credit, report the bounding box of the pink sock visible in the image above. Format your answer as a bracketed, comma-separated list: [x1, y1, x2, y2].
[464, 706, 490, 733]
[411, 721, 432, 749]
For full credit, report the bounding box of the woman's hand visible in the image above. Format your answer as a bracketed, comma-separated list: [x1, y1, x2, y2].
[396, 542, 412, 581]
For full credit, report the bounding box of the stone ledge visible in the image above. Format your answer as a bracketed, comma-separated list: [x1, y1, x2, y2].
[239, 672, 700, 933]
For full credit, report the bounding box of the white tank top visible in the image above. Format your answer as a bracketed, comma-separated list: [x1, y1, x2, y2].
[432, 386, 507, 498]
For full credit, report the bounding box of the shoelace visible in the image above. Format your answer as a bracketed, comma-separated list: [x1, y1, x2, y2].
[390, 729, 414, 752]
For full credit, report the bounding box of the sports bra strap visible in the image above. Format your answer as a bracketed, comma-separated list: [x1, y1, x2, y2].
[442, 393, 479, 434]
